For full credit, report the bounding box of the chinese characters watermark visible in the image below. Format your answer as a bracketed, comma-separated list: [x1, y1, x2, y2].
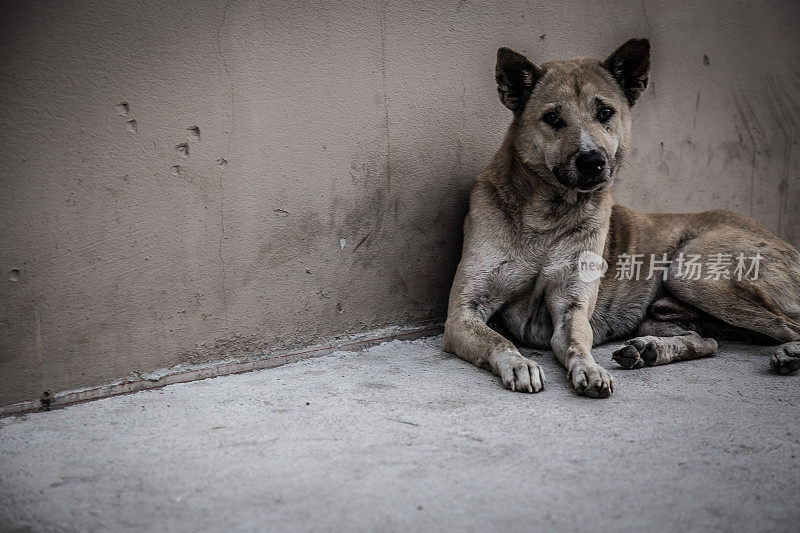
[578, 252, 762, 281]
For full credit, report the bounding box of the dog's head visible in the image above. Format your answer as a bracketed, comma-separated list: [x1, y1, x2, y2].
[496, 39, 650, 193]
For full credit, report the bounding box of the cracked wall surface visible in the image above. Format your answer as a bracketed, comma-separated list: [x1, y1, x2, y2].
[1, 0, 799, 405]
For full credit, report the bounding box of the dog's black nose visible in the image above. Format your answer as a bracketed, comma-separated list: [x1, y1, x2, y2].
[575, 151, 606, 178]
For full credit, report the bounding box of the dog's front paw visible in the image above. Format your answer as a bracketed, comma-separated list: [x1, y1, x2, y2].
[568, 362, 613, 398]
[491, 351, 546, 393]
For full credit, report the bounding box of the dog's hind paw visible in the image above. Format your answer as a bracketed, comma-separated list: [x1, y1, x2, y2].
[612, 344, 645, 369]
[612, 337, 659, 369]
[770, 342, 800, 375]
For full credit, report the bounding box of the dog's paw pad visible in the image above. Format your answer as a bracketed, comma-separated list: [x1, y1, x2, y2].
[770, 343, 800, 375]
[613, 337, 661, 368]
[612, 345, 643, 369]
[640, 341, 659, 365]
[628, 338, 647, 351]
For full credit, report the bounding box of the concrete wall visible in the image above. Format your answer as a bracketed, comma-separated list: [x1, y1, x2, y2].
[1, 0, 798, 406]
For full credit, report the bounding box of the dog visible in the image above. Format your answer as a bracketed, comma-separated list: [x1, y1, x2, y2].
[443, 38, 800, 398]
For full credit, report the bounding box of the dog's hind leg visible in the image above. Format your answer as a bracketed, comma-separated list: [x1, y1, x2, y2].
[663, 226, 800, 374]
[612, 297, 718, 368]
[613, 327, 718, 368]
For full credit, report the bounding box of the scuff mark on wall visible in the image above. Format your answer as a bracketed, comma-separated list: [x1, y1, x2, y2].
[33, 308, 43, 395]
[117, 102, 137, 133]
[380, 0, 392, 193]
[732, 90, 762, 218]
[764, 76, 797, 238]
[692, 90, 700, 130]
[731, 78, 799, 245]
[216, 0, 236, 329]
[457, 80, 467, 174]
[351, 232, 372, 253]
[640, 0, 652, 36]
[187, 126, 201, 142]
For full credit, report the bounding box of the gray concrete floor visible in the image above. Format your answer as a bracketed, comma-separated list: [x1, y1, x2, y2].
[1, 336, 799, 532]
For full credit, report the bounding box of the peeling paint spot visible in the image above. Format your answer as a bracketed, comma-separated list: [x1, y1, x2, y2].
[187, 126, 200, 142]
[217, 157, 228, 167]
[539, 34, 546, 41]
[339, 238, 347, 250]
[116, 102, 130, 116]
[126, 119, 138, 133]
[175, 143, 189, 157]
[8, 268, 20, 282]
[171, 165, 181, 176]
[274, 208, 289, 216]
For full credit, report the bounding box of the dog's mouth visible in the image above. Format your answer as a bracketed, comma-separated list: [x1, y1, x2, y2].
[574, 181, 610, 194]
[552, 168, 612, 191]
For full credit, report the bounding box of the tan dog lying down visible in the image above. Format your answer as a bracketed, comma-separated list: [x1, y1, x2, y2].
[443, 39, 800, 398]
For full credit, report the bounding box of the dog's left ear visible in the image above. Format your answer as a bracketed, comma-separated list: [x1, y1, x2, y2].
[496, 48, 543, 114]
[602, 38, 650, 106]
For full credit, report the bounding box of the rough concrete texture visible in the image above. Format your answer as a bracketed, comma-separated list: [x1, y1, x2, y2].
[1, 1, 799, 405]
[1, 336, 799, 532]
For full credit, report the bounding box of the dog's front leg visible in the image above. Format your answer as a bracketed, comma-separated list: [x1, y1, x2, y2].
[444, 308, 545, 393]
[443, 263, 545, 393]
[548, 295, 614, 398]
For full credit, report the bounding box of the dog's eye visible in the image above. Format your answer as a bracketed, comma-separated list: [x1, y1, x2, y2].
[597, 106, 615, 123]
[542, 112, 563, 128]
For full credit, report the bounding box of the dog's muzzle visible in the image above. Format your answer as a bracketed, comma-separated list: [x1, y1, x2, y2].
[554, 150, 612, 191]
[575, 151, 606, 182]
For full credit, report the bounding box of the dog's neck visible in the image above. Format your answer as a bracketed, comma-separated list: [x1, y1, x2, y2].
[488, 138, 614, 232]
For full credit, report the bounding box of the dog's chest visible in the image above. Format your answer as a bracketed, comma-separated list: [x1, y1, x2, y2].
[499, 224, 606, 347]
[495, 246, 567, 348]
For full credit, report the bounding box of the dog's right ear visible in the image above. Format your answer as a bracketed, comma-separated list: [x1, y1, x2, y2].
[496, 48, 543, 114]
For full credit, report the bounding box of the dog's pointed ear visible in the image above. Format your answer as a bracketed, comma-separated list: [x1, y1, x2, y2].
[602, 38, 650, 106]
[496, 48, 543, 114]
